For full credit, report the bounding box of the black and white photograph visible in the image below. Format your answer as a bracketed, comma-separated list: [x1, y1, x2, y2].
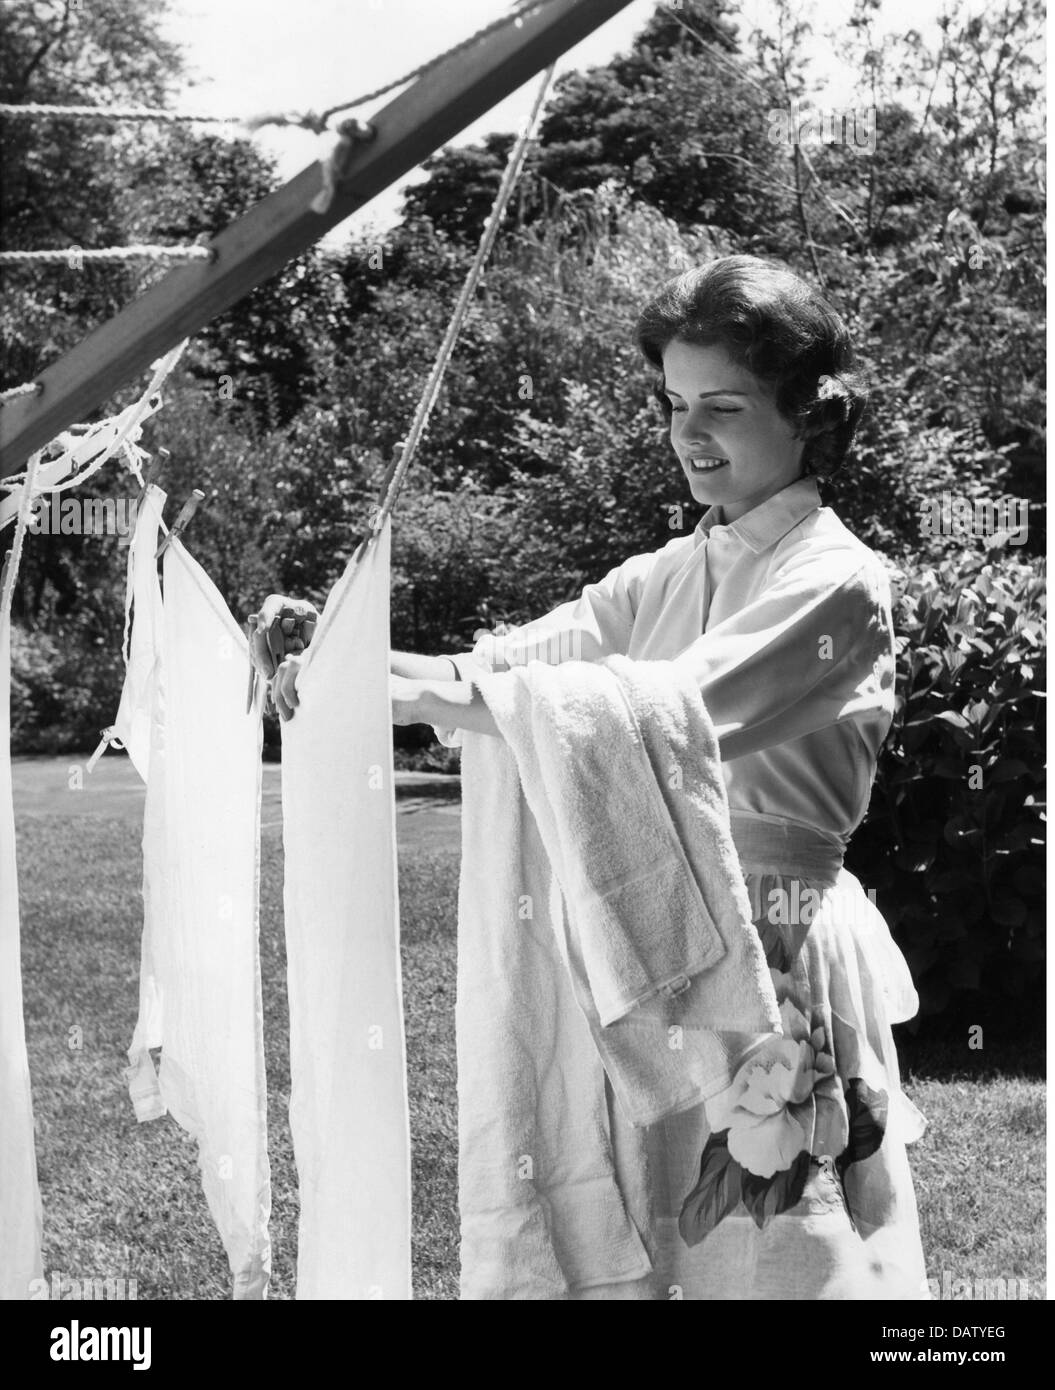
[0, 0, 1045, 1344]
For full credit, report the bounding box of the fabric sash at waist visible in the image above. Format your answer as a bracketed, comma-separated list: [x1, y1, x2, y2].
[727, 811, 846, 886]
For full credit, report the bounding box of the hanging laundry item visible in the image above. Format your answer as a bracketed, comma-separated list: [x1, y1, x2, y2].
[0, 340, 186, 536]
[0, 584, 44, 1300]
[123, 486, 172, 1124]
[281, 519, 412, 1299]
[109, 485, 166, 780]
[123, 496, 271, 1299]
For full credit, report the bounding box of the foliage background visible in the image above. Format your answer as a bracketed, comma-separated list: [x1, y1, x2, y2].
[1, 0, 1045, 1032]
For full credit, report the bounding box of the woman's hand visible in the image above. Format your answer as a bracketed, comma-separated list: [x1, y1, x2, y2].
[390, 674, 428, 726]
[271, 653, 306, 722]
[391, 674, 501, 737]
[247, 594, 320, 681]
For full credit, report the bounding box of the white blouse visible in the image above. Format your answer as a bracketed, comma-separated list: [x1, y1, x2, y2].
[438, 474, 896, 849]
[436, 476, 930, 1299]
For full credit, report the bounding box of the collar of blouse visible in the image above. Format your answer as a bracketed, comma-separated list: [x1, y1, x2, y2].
[694, 474, 822, 554]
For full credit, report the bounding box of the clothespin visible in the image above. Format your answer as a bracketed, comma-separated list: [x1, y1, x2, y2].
[128, 456, 163, 541]
[244, 605, 317, 717]
[134, 449, 166, 507]
[155, 488, 205, 559]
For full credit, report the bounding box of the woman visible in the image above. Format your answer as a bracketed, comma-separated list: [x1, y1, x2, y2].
[255, 255, 928, 1300]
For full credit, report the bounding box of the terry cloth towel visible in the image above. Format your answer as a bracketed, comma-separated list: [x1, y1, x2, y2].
[280, 517, 412, 1300]
[474, 654, 782, 1123]
[124, 495, 272, 1301]
[455, 655, 781, 1299]
[0, 580, 44, 1299]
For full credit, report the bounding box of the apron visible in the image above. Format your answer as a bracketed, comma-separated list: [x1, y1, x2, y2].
[588, 812, 929, 1300]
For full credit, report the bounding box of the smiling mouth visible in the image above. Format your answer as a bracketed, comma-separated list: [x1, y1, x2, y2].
[688, 456, 730, 473]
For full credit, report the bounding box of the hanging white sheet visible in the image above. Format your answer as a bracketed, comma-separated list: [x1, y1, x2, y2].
[124, 495, 271, 1299]
[0, 586, 44, 1299]
[280, 519, 412, 1299]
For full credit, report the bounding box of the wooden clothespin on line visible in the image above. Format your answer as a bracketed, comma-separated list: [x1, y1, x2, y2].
[133, 447, 167, 507]
[155, 487, 205, 559]
[243, 439, 404, 721]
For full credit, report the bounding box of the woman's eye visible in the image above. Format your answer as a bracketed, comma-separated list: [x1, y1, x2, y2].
[711, 406, 741, 414]
[669, 404, 687, 414]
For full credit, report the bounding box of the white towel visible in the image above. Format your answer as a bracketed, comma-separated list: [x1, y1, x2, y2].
[0, 589, 44, 1300]
[124, 504, 271, 1300]
[456, 655, 781, 1298]
[457, 728, 654, 1299]
[280, 519, 412, 1300]
[475, 655, 782, 1123]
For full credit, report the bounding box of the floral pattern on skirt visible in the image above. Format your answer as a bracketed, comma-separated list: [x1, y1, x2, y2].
[593, 867, 930, 1301]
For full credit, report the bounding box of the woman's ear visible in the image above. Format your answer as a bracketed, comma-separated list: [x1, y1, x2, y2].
[650, 372, 672, 422]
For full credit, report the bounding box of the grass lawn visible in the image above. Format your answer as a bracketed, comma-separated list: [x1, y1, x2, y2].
[896, 1038, 1045, 1301]
[14, 810, 1045, 1301]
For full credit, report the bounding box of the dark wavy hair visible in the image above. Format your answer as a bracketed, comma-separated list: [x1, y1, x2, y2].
[634, 255, 869, 480]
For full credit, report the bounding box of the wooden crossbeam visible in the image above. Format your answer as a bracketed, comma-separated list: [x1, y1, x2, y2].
[0, 0, 632, 477]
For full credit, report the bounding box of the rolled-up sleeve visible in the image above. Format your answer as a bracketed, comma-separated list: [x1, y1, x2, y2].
[431, 550, 656, 748]
[672, 550, 896, 762]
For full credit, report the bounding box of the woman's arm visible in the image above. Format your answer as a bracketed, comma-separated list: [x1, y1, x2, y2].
[391, 674, 500, 737]
[426, 554, 655, 748]
[390, 651, 460, 681]
[672, 552, 895, 760]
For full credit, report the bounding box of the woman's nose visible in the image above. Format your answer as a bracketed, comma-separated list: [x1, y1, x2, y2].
[677, 408, 712, 442]
[680, 423, 715, 450]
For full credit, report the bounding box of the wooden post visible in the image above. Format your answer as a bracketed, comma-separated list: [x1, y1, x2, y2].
[0, 0, 632, 477]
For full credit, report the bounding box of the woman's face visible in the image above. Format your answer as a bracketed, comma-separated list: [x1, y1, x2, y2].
[661, 338, 805, 523]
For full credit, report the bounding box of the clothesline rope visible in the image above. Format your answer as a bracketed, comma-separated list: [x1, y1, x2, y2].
[0, 4, 555, 403]
[371, 59, 555, 536]
[254, 0, 557, 135]
[0, 102, 241, 124]
[0, 382, 43, 405]
[0, 245, 213, 267]
[0, 0, 558, 139]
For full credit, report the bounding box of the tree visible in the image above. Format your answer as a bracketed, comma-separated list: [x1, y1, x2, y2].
[0, 0, 187, 385]
[401, 134, 519, 247]
[399, 0, 785, 245]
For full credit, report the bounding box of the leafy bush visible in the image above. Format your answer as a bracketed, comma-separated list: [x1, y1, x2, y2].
[10, 616, 125, 755]
[845, 543, 1045, 1026]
